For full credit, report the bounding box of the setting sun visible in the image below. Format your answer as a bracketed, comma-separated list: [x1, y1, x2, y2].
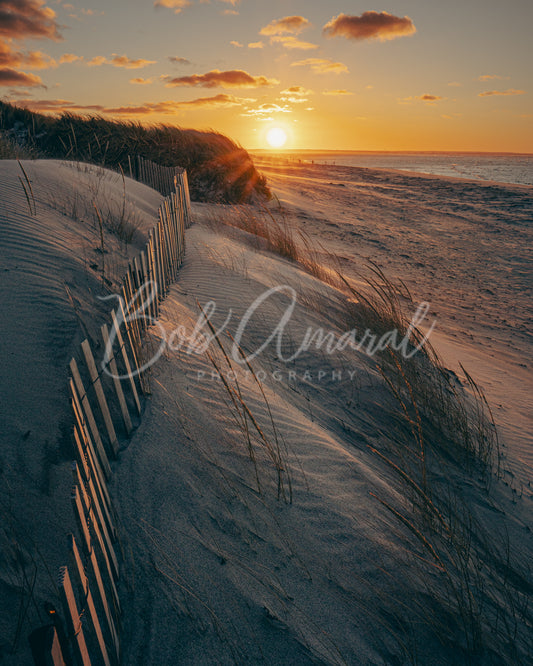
[266, 127, 287, 149]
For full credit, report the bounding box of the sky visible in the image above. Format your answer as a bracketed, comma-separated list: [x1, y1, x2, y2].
[1, 0, 532, 151]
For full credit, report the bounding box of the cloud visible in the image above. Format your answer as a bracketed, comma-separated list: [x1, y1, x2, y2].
[168, 56, 191, 65]
[323, 11, 416, 42]
[447, 81, 462, 87]
[86, 54, 156, 68]
[398, 94, 445, 104]
[291, 58, 349, 74]
[222, 9, 238, 15]
[248, 42, 264, 49]
[242, 102, 291, 117]
[0, 41, 56, 69]
[0, 0, 62, 40]
[109, 54, 157, 69]
[477, 74, 509, 81]
[230, 41, 243, 47]
[322, 89, 353, 96]
[281, 86, 312, 96]
[154, 0, 192, 13]
[59, 53, 83, 64]
[270, 36, 318, 50]
[478, 89, 525, 97]
[0, 67, 43, 86]
[12, 98, 104, 112]
[87, 55, 107, 66]
[13, 94, 253, 115]
[130, 77, 153, 85]
[279, 85, 313, 103]
[164, 69, 279, 88]
[260, 16, 311, 36]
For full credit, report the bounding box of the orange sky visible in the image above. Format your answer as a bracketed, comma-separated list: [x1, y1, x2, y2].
[1, 1, 532, 152]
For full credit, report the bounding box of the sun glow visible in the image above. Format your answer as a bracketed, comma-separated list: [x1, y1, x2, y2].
[266, 127, 287, 149]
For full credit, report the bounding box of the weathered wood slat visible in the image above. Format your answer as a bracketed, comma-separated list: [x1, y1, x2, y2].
[70, 360, 111, 479]
[72, 423, 116, 540]
[71, 486, 120, 653]
[58, 566, 92, 666]
[110, 310, 142, 415]
[72, 460, 118, 584]
[73, 469, 120, 590]
[68, 535, 112, 666]
[101, 324, 132, 435]
[81, 340, 119, 457]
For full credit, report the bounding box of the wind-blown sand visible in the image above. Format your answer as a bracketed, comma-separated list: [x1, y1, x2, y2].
[0, 160, 161, 663]
[1, 159, 532, 664]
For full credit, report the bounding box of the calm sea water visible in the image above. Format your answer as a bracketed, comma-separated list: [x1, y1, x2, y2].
[259, 151, 533, 187]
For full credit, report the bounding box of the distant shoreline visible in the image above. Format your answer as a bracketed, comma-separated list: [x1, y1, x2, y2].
[253, 151, 533, 187]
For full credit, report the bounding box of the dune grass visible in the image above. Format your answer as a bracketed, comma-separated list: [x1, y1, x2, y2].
[0, 100, 270, 204]
[203, 199, 533, 663]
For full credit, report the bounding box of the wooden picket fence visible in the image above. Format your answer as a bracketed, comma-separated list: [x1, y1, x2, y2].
[31, 163, 191, 665]
[127, 155, 192, 229]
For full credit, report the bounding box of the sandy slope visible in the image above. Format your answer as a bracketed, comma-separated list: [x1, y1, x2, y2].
[1, 159, 532, 665]
[257, 160, 533, 489]
[0, 160, 161, 664]
[114, 215, 533, 662]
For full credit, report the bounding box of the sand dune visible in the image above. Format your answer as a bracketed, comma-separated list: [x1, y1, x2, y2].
[1, 159, 532, 664]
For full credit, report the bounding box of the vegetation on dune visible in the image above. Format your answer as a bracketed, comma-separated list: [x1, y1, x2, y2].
[0, 100, 270, 204]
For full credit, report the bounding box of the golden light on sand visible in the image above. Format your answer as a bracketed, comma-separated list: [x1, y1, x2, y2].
[266, 127, 287, 149]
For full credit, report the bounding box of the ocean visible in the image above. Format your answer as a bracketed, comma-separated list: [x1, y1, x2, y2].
[256, 151, 533, 187]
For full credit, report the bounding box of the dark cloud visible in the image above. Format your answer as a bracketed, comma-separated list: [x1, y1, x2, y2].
[260, 16, 311, 36]
[0, 0, 62, 40]
[164, 69, 278, 89]
[323, 12, 416, 42]
[419, 94, 443, 101]
[168, 56, 191, 65]
[0, 67, 43, 86]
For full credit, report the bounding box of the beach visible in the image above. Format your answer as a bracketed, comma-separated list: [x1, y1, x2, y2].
[1, 159, 532, 664]
[256, 159, 533, 486]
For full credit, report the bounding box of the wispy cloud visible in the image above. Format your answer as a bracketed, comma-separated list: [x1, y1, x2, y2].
[323, 11, 416, 42]
[130, 77, 153, 85]
[279, 86, 313, 103]
[260, 16, 311, 36]
[0, 41, 56, 69]
[87, 54, 156, 69]
[153, 0, 192, 14]
[59, 53, 83, 64]
[322, 89, 353, 96]
[477, 74, 509, 81]
[398, 94, 445, 105]
[419, 94, 443, 102]
[164, 69, 279, 88]
[270, 36, 318, 50]
[168, 56, 191, 65]
[230, 40, 243, 48]
[87, 55, 107, 67]
[12, 93, 254, 115]
[291, 58, 349, 74]
[478, 89, 525, 97]
[248, 42, 264, 49]
[242, 102, 291, 117]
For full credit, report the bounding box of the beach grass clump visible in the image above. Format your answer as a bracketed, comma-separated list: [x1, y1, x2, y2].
[207, 202, 531, 661]
[0, 100, 270, 204]
[331, 263, 533, 662]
